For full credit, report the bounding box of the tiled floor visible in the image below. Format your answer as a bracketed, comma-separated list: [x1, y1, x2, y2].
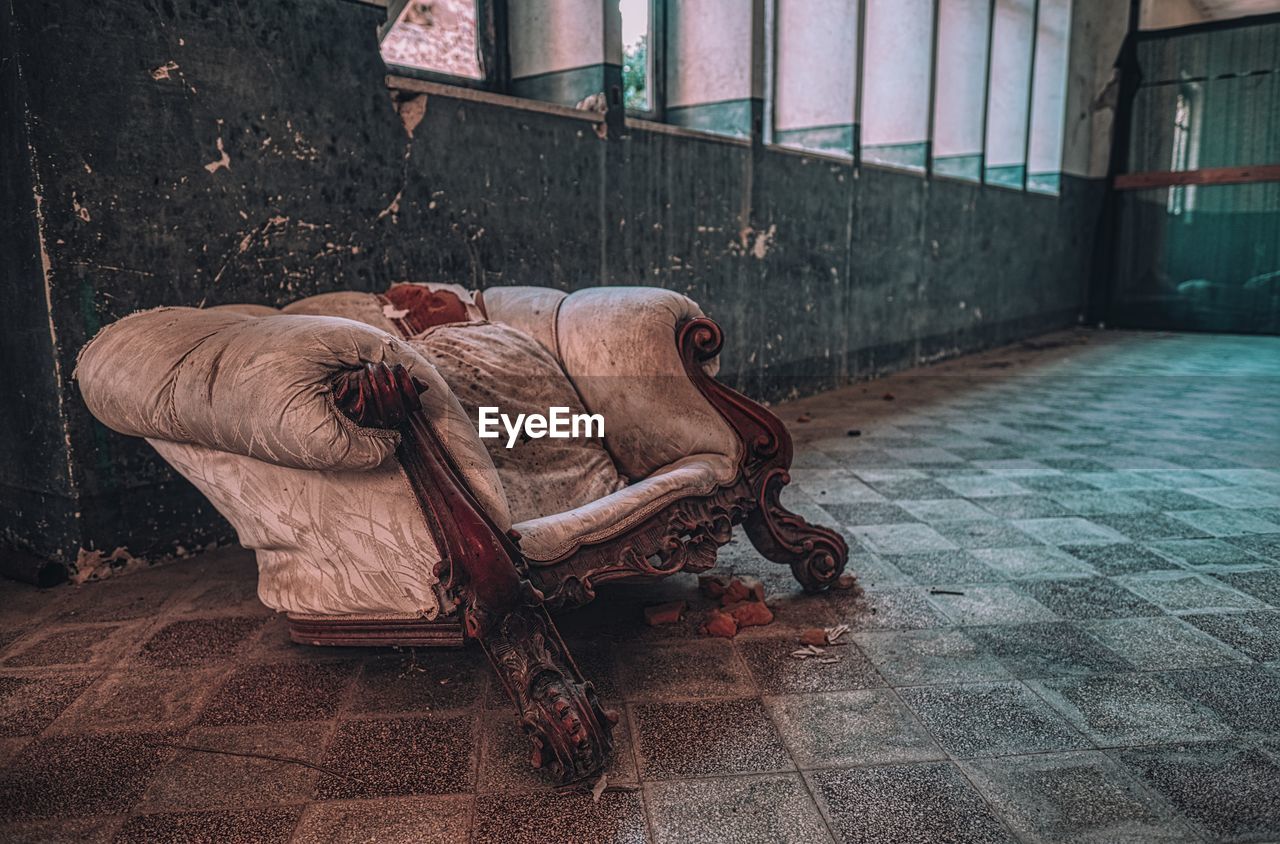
[2, 329, 1280, 842]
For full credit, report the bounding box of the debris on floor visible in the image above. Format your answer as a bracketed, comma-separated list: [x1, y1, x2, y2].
[643, 600, 686, 627]
[698, 575, 774, 638]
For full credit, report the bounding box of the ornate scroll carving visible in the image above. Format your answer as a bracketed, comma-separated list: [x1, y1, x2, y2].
[333, 362, 614, 784]
[676, 318, 850, 593]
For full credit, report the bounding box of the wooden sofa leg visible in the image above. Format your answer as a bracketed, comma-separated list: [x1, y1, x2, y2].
[743, 467, 849, 592]
[675, 318, 850, 592]
[480, 594, 617, 784]
[334, 362, 615, 783]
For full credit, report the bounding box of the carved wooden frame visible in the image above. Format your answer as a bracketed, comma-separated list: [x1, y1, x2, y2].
[304, 308, 850, 783]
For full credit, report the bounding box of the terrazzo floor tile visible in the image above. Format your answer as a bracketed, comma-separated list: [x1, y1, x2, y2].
[1213, 568, 1280, 605]
[937, 475, 1032, 498]
[1187, 485, 1280, 509]
[966, 622, 1132, 678]
[1029, 672, 1231, 746]
[350, 651, 487, 714]
[0, 674, 97, 737]
[1116, 571, 1264, 612]
[139, 722, 329, 811]
[738, 636, 884, 694]
[809, 762, 1016, 844]
[0, 730, 177, 820]
[847, 523, 959, 555]
[114, 807, 302, 844]
[974, 495, 1075, 519]
[1147, 538, 1267, 568]
[1, 623, 136, 669]
[1058, 543, 1180, 576]
[1021, 514, 1134, 545]
[968, 546, 1097, 579]
[927, 584, 1060, 625]
[852, 628, 1013, 686]
[1048, 491, 1153, 515]
[200, 661, 356, 725]
[822, 502, 920, 525]
[896, 498, 995, 523]
[765, 689, 944, 768]
[0, 815, 124, 843]
[1130, 488, 1225, 511]
[631, 698, 793, 779]
[1180, 610, 1280, 661]
[1083, 616, 1247, 670]
[880, 551, 1004, 584]
[1170, 508, 1280, 537]
[829, 587, 951, 630]
[1227, 534, 1280, 562]
[615, 639, 754, 701]
[1117, 741, 1280, 843]
[930, 520, 1041, 550]
[472, 790, 649, 844]
[1018, 577, 1163, 620]
[864, 478, 958, 500]
[647, 774, 832, 844]
[962, 751, 1194, 844]
[292, 796, 472, 844]
[1090, 513, 1213, 541]
[1159, 664, 1280, 736]
[314, 715, 475, 799]
[49, 667, 224, 734]
[898, 681, 1088, 758]
[135, 616, 265, 667]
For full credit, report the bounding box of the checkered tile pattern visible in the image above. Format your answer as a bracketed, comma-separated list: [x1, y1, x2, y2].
[2, 329, 1279, 842]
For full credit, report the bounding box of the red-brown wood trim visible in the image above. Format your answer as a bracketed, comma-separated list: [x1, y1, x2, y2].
[288, 616, 465, 648]
[1114, 164, 1280, 190]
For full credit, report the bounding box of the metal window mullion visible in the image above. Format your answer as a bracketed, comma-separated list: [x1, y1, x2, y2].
[1022, 0, 1041, 190]
[926, 0, 942, 177]
[854, 0, 867, 167]
[980, 0, 997, 184]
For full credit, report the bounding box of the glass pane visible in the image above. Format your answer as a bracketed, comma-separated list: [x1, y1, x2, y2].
[933, 0, 991, 181]
[774, 0, 857, 156]
[984, 0, 1035, 187]
[862, 0, 935, 171]
[381, 0, 483, 79]
[1027, 0, 1071, 194]
[620, 0, 651, 111]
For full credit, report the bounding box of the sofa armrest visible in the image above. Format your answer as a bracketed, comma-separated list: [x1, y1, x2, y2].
[75, 307, 487, 478]
[551, 287, 741, 482]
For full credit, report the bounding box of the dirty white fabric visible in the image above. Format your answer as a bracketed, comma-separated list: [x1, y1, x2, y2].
[151, 439, 452, 617]
[479, 286, 568, 358]
[77, 308, 421, 470]
[515, 453, 739, 562]
[553, 288, 740, 480]
[411, 321, 626, 523]
[282, 291, 399, 333]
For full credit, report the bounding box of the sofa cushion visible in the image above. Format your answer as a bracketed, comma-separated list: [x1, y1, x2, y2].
[411, 321, 626, 523]
[150, 439, 452, 618]
[515, 453, 740, 563]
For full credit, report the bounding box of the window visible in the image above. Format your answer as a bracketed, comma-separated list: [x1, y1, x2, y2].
[773, 0, 858, 156]
[932, 0, 992, 181]
[380, 0, 483, 80]
[984, 0, 1036, 187]
[1167, 87, 1200, 216]
[861, 0, 936, 171]
[620, 0, 652, 112]
[1027, 0, 1071, 194]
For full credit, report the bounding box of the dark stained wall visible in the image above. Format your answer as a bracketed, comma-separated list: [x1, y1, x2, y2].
[1, 0, 1103, 565]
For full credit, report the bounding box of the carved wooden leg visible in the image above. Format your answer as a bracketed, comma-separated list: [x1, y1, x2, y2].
[673, 318, 850, 593]
[481, 590, 617, 784]
[743, 467, 849, 592]
[334, 362, 615, 783]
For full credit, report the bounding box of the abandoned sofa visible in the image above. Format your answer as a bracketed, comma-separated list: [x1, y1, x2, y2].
[75, 283, 849, 783]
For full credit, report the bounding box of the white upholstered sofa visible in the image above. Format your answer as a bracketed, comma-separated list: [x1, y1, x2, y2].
[76, 283, 849, 783]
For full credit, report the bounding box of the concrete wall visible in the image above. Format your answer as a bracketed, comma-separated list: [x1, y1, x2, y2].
[1140, 0, 1210, 29]
[2, 0, 1106, 565]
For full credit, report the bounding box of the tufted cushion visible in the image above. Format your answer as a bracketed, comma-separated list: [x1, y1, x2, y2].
[411, 321, 627, 523]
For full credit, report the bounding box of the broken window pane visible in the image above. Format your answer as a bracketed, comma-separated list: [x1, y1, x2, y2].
[381, 0, 483, 80]
[621, 0, 651, 111]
